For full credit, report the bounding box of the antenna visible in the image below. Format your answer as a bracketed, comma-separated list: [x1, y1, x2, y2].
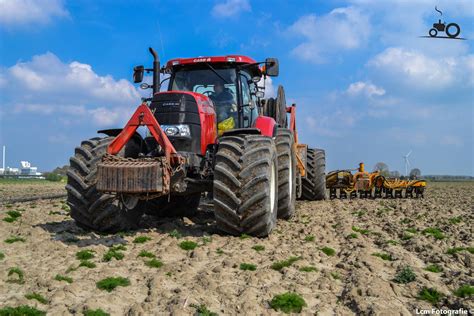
[403, 150, 412, 176]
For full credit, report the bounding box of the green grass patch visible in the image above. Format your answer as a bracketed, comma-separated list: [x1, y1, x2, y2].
[76, 249, 95, 260]
[252, 245, 265, 252]
[418, 287, 442, 304]
[0, 251, 4, 260]
[96, 277, 130, 292]
[103, 245, 126, 262]
[190, 304, 218, 316]
[6, 210, 22, 218]
[179, 240, 198, 251]
[83, 309, 110, 316]
[424, 264, 443, 273]
[405, 228, 417, 234]
[352, 226, 370, 235]
[304, 235, 315, 242]
[239, 233, 251, 240]
[446, 247, 466, 255]
[133, 236, 152, 244]
[400, 218, 411, 224]
[239, 263, 257, 271]
[202, 236, 212, 244]
[386, 240, 399, 245]
[145, 259, 163, 268]
[448, 216, 462, 224]
[0, 305, 45, 316]
[168, 229, 182, 239]
[25, 293, 48, 304]
[7, 267, 24, 284]
[270, 292, 307, 314]
[271, 256, 301, 271]
[453, 285, 474, 298]
[3, 217, 17, 223]
[54, 274, 73, 283]
[393, 266, 416, 284]
[79, 260, 96, 268]
[372, 252, 393, 261]
[138, 250, 155, 258]
[216, 248, 224, 255]
[422, 227, 445, 240]
[330, 272, 341, 280]
[4, 236, 25, 244]
[402, 233, 413, 240]
[320, 247, 336, 256]
[347, 233, 358, 239]
[299, 266, 317, 272]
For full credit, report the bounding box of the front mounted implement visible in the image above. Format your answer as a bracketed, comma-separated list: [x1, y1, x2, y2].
[96, 103, 183, 196]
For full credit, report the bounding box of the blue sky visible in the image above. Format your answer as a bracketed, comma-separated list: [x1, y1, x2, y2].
[0, 0, 473, 175]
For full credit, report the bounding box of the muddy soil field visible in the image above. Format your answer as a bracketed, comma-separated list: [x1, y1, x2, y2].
[0, 182, 472, 315]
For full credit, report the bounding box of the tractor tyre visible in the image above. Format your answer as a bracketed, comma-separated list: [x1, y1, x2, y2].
[276, 128, 297, 219]
[142, 193, 201, 217]
[264, 98, 276, 119]
[66, 137, 144, 233]
[301, 148, 326, 200]
[276, 85, 288, 128]
[213, 134, 278, 237]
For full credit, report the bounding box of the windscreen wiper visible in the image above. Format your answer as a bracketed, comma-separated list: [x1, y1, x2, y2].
[205, 63, 229, 84]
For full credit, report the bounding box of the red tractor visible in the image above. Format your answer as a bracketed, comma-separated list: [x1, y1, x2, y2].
[66, 48, 326, 237]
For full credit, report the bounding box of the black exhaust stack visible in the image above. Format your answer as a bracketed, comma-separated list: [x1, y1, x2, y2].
[149, 47, 160, 95]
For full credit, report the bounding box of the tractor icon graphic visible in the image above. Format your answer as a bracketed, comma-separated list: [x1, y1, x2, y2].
[427, 7, 462, 39]
[429, 19, 460, 38]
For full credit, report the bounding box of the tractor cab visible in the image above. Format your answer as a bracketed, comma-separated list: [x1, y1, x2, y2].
[165, 56, 276, 134]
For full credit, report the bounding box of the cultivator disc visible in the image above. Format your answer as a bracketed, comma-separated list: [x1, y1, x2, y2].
[326, 163, 426, 200]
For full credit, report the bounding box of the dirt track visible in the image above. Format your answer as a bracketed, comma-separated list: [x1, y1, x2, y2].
[0, 182, 473, 315]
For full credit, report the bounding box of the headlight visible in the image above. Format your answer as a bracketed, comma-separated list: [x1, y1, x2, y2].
[161, 124, 191, 137]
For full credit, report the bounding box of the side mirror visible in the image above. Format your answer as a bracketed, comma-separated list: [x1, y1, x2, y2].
[133, 65, 144, 83]
[264, 58, 279, 77]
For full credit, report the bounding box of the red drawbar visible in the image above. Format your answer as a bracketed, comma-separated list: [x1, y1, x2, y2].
[107, 103, 180, 165]
[254, 116, 276, 137]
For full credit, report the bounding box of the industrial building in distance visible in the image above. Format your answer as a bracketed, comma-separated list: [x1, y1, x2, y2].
[0, 146, 44, 179]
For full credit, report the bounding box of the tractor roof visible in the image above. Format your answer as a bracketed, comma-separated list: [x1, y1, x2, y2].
[166, 55, 257, 68]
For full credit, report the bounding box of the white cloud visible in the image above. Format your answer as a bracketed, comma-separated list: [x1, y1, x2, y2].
[0, 0, 69, 27]
[289, 7, 370, 63]
[368, 47, 474, 89]
[211, 0, 251, 18]
[346, 81, 385, 97]
[2, 52, 141, 127]
[440, 135, 463, 147]
[258, 76, 276, 98]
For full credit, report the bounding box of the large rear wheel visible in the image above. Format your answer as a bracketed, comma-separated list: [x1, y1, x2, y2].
[66, 137, 144, 233]
[213, 134, 278, 237]
[301, 148, 326, 201]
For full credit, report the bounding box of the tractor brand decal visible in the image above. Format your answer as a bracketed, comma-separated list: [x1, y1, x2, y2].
[193, 58, 212, 63]
[420, 7, 465, 40]
[162, 101, 180, 107]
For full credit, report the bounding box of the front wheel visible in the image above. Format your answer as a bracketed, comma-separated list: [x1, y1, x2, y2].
[213, 134, 278, 237]
[66, 137, 144, 233]
[429, 28, 437, 37]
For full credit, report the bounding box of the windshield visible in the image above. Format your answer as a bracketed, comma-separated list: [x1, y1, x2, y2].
[170, 66, 239, 124]
[170, 67, 237, 101]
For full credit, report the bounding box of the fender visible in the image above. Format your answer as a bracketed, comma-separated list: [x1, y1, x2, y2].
[254, 115, 277, 137]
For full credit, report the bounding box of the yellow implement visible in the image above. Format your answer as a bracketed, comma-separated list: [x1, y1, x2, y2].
[326, 162, 426, 199]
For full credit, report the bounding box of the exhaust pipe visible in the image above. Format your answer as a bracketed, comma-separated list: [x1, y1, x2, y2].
[149, 47, 160, 95]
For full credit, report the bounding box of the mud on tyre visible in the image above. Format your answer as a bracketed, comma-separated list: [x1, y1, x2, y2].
[213, 134, 278, 237]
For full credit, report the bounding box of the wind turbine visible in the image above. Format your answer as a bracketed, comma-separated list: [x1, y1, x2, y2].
[403, 150, 412, 176]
